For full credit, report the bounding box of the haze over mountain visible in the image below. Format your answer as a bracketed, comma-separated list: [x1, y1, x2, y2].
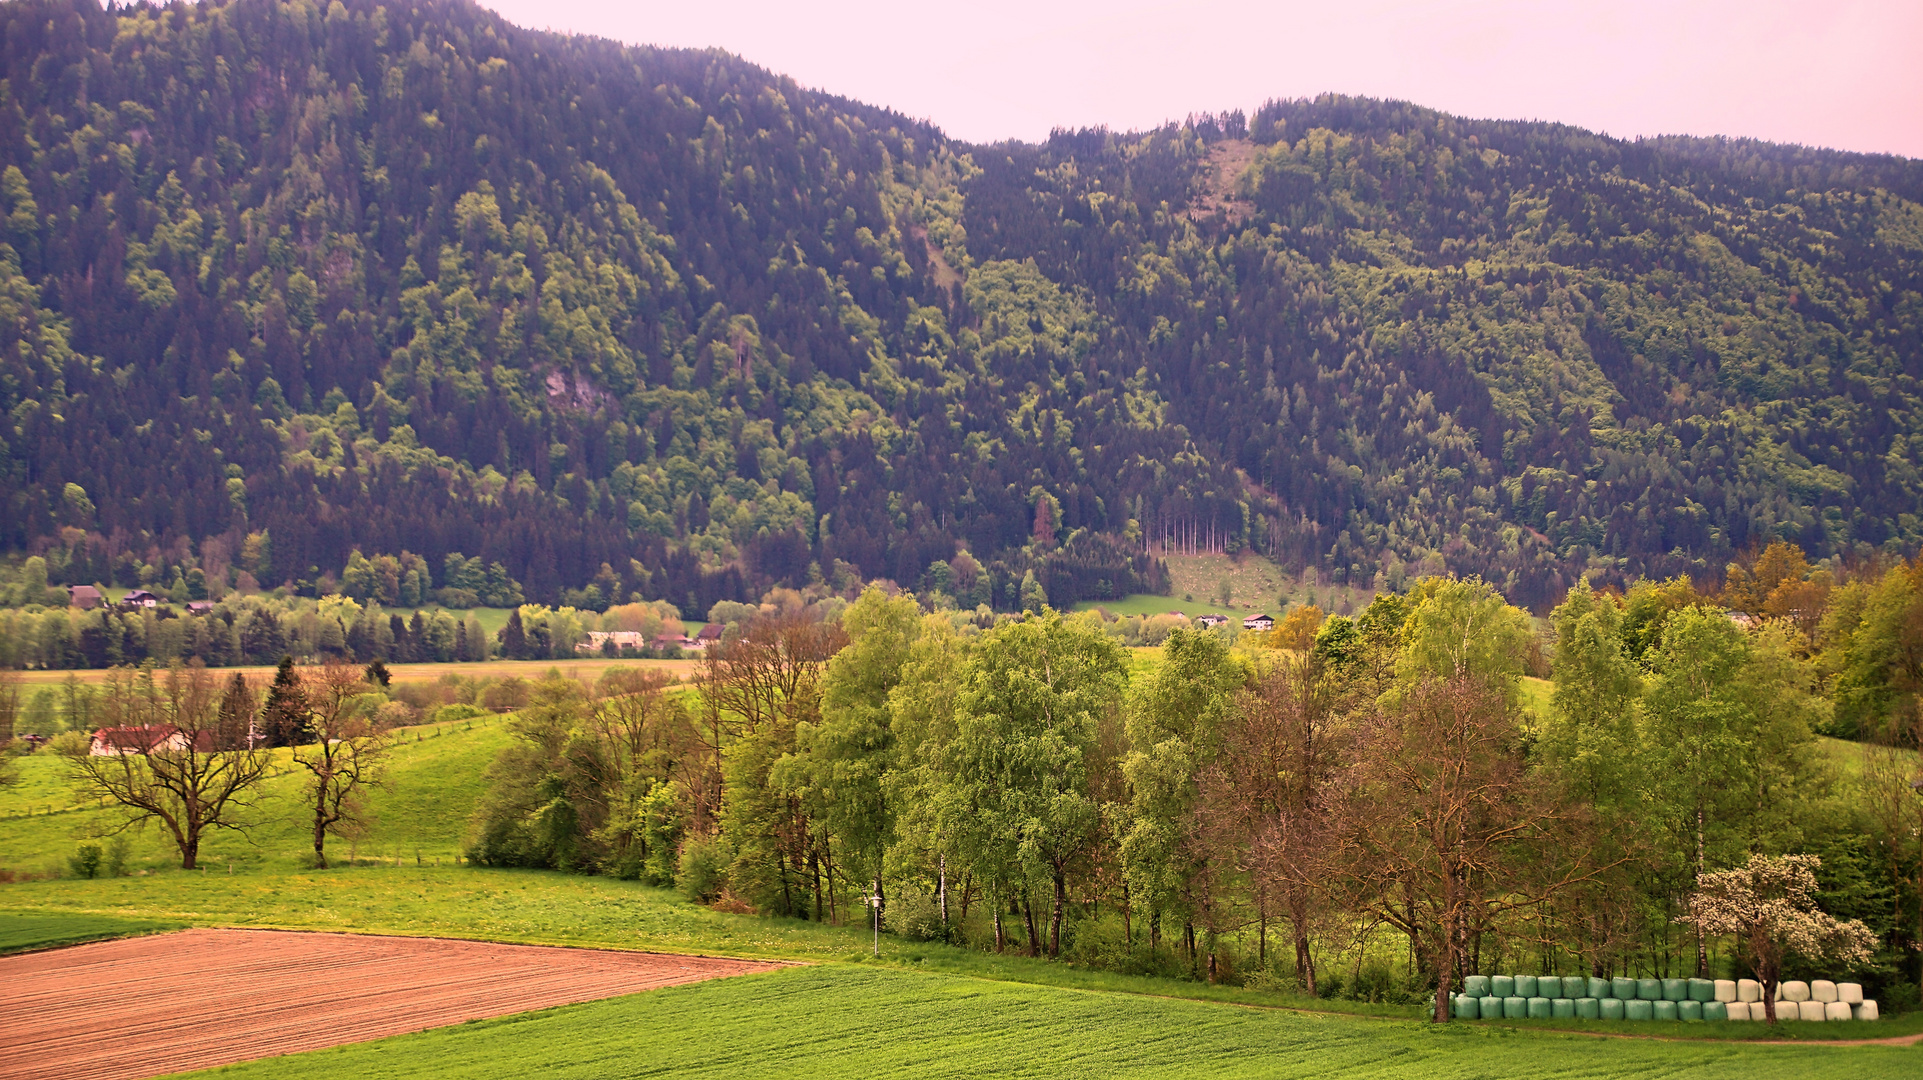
[2, 0, 1920, 612]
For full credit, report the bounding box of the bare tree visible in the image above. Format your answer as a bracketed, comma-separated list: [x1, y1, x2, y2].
[0, 668, 21, 789]
[1684, 853, 1877, 1023]
[293, 663, 390, 869]
[62, 665, 272, 869]
[1337, 674, 1616, 1022]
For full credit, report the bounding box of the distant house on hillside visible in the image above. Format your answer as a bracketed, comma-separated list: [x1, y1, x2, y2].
[69, 584, 103, 610]
[1726, 610, 1759, 630]
[185, 600, 215, 615]
[1197, 613, 1229, 628]
[90, 725, 216, 756]
[122, 589, 161, 608]
[578, 631, 645, 654]
[1243, 613, 1275, 632]
[691, 624, 724, 650]
[651, 634, 693, 653]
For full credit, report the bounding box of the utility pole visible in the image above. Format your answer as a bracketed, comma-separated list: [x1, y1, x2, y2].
[869, 889, 882, 958]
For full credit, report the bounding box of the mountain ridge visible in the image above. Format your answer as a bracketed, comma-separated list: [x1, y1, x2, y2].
[1, 0, 1917, 613]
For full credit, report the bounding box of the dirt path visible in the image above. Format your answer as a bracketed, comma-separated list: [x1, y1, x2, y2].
[0, 928, 780, 1080]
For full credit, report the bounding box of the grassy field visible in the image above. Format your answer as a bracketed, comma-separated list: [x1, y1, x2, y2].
[8, 657, 701, 689]
[0, 910, 182, 954]
[1075, 551, 1377, 621]
[176, 965, 1918, 1080]
[0, 712, 515, 874]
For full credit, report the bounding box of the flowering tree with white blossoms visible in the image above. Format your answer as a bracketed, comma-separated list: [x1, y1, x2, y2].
[1684, 853, 1877, 1023]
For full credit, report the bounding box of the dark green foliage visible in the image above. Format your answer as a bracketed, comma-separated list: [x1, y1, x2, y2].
[1, 0, 1918, 617]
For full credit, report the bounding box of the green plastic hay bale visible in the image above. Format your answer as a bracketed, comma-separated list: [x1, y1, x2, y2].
[1514, 975, 1538, 998]
[1576, 997, 1600, 1019]
[1688, 978, 1715, 1002]
[1637, 978, 1663, 1000]
[1612, 977, 1636, 999]
[1491, 975, 1515, 998]
[1552, 998, 1575, 1018]
[1464, 975, 1491, 998]
[1527, 997, 1552, 1019]
[1653, 1000, 1679, 1021]
[1679, 1000, 1702, 1021]
[1587, 977, 1611, 1000]
[1702, 1001, 1728, 1022]
[1625, 999, 1653, 1020]
[1600, 998, 1626, 1020]
[1662, 978, 1688, 1001]
[1503, 996, 1527, 1019]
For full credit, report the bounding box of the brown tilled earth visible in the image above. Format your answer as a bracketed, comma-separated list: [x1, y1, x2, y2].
[0, 928, 780, 1080]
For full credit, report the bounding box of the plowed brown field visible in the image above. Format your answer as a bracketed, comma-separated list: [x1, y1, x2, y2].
[0, 928, 779, 1080]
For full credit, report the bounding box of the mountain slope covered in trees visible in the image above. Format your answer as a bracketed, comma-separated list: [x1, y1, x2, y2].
[2, 0, 1919, 611]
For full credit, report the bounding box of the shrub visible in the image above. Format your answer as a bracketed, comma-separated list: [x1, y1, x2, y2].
[677, 834, 730, 903]
[432, 703, 489, 725]
[890, 893, 949, 942]
[68, 843, 102, 879]
[104, 834, 134, 877]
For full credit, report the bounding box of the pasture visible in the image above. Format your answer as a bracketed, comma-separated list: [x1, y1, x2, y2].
[168, 966, 1921, 1080]
[6, 656, 700, 689]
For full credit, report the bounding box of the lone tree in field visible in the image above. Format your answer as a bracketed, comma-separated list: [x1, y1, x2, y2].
[63, 665, 273, 869]
[293, 663, 390, 869]
[1684, 853, 1877, 1023]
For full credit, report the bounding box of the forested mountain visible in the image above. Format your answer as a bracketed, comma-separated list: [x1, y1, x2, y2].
[2, 0, 1919, 612]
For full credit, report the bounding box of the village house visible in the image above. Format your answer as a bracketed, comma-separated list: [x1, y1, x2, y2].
[692, 624, 724, 650]
[186, 600, 215, 615]
[89, 725, 217, 756]
[69, 584, 103, 610]
[121, 589, 161, 608]
[1196, 613, 1229, 628]
[1243, 613, 1275, 632]
[577, 630, 646, 654]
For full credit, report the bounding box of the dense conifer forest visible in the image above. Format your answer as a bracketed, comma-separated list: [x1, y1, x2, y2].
[1, 0, 1919, 613]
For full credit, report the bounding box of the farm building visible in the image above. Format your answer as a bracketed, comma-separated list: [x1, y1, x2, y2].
[89, 725, 218, 756]
[69, 584, 103, 609]
[1196, 614, 1229, 628]
[1243, 614, 1275, 632]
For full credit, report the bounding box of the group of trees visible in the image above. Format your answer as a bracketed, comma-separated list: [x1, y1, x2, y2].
[4, 0, 1918, 618]
[466, 567, 1923, 1018]
[60, 660, 388, 870]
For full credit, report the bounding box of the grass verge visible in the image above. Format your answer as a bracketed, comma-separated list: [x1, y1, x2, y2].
[0, 910, 183, 954]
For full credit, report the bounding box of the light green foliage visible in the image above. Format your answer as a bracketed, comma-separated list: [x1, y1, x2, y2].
[1543, 582, 1644, 805]
[1121, 627, 1248, 930]
[933, 610, 1126, 953]
[1393, 577, 1532, 698]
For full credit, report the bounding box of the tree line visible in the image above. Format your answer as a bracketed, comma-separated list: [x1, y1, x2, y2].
[460, 560, 1923, 1018]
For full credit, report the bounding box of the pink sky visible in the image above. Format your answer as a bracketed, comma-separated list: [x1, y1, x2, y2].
[477, 0, 1923, 158]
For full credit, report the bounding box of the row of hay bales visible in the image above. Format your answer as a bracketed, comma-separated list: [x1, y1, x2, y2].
[1453, 975, 1879, 1022]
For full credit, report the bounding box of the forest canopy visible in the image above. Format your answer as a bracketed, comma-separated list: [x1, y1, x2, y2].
[1, 0, 1919, 613]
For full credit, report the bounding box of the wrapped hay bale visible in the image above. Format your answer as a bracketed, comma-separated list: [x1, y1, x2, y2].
[1853, 1000, 1879, 1021]
[1588, 977, 1611, 1000]
[1637, 978, 1663, 1001]
[1611, 976, 1637, 1000]
[1564, 976, 1589, 998]
[1713, 979, 1736, 1003]
[1451, 994, 1471, 1018]
[1464, 975, 1491, 998]
[1515, 975, 1538, 998]
[1737, 979, 1762, 1003]
[1576, 997, 1600, 1020]
[1652, 1000, 1679, 1021]
[1687, 978, 1714, 1002]
[1492, 975, 1515, 998]
[1552, 998, 1575, 1019]
[1777, 1001, 1802, 1021]
[1725, 1001, 1751, 1021]
[1504, 996, 1528, 1019]
[1702, 1001, 1728, 1022]
[1781, 980, 1811, 1003]
[1662, 978, 1688, 1001]
[1678, 1000, 1702, 1021]
[1600, 998, 1626, 1020]
[1625, 1000, 1654, 1021]
[1528, 997, 1552, 1019]
[1838, 982, 1863, 1005]
[1824, 1001, 1851, 1021]
[1796, 1000, 1825, 1021]
[1810, 979, 1837, 1003]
